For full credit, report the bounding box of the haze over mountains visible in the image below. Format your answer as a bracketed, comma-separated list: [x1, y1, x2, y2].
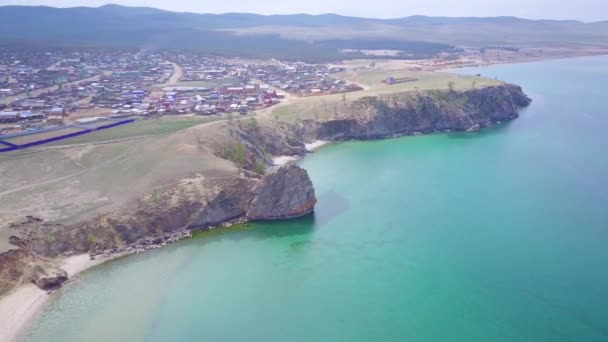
[1, 4, 607, 60]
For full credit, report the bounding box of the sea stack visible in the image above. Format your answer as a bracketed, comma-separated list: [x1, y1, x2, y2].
[247, 164, 317, 220]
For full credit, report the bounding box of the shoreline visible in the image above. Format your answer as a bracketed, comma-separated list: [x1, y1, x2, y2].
[0, 56, 542, 340]
[0, 142, 334, 341]
[436, 51, 608, 72]
[0, 253, 121, 342]
[273, 140, 330, 166]
[1, 138, 328, 340]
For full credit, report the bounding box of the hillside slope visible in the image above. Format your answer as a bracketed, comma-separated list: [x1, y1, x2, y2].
[1, 5, 607, 59]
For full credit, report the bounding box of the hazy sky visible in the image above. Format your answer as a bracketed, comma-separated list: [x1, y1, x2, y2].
[1, 0, 606, 22]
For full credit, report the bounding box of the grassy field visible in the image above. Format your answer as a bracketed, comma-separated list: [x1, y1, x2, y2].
[272, 69, 502, 122]
[0, 119, 236, 241]
[4, 127, 87, 145]
[45, 116, 219, 146]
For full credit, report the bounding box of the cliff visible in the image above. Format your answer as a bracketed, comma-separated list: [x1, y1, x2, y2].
[1, 165, 316, 293]
[314, 84, 531, 140]
[0, 84, 530, 294]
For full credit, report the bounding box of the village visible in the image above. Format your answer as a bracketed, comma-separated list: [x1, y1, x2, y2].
[0, 49, 367, 146]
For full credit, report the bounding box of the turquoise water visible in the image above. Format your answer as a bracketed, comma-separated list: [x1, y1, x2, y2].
[26, 56, 608, 341]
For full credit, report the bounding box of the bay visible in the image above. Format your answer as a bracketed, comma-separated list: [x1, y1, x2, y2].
[25, 55, 608, 342]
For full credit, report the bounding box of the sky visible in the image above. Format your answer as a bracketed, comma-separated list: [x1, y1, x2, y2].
[0, 0, 606, 22]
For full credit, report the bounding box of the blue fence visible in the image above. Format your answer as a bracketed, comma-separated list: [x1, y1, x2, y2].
[0, 119, 134, 153]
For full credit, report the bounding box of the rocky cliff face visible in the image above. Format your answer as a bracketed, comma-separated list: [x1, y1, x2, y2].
[247, 165, 316, 220]
[314, 85, 531, 140]
[0, 249, 67, 296]
[4, 165, 315, 257]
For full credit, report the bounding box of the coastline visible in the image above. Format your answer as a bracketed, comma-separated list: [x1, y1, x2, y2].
[273, 140, 330, 166]
[436, 51, 608, 72]
[0, 141, 333, 341]
[0, 67, 529, 340]
[0, 254, 119, 342]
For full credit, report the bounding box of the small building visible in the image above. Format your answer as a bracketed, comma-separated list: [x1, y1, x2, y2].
[0, 111, 19, 123]
[18, 111, 45, 120]
[46, 115, 64, 125]
[49, 107, 65, 115]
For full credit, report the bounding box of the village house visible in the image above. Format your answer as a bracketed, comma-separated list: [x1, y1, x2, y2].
[0, 111, 19, 123]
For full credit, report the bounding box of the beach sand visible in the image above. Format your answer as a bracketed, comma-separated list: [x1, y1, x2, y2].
[305, 140, 329, 152]
[272, 155, 298, 166]
[0, 254, 112, 342]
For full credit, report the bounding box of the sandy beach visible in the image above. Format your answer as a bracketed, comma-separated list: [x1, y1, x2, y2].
[0, 254, 113, 342]
[272, 155, 298, 166]
[305, 140, 329, 152]
[272, 141, 330, 167]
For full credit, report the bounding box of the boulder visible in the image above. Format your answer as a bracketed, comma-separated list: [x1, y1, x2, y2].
[247, 164, 316, 220]
[32, 266, 68, 291]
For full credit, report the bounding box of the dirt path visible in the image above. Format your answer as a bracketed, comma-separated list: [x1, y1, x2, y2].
[167, 62, 183, 85]
[250, 78, 297, 118]
[146, 61, 183, 99]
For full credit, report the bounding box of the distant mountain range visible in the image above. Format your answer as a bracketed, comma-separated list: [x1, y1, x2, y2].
[1, 4, 607, 60]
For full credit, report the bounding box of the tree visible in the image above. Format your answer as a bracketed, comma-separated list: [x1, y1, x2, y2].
[341, 93, 347, 108]
[312, 105, 320, 121]
[249, 117, 259, 131]
[447, 81, 455, 92]
[224, 143, 246, 170]
[254, 159, 265, 175]
[150, 189, 162, 210]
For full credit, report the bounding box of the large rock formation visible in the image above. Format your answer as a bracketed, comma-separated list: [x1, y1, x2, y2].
[0, 249, 67, 295]
[247, 165, 317, 220]
[314, 84, 531, 140]
[31, 266, 68, 291]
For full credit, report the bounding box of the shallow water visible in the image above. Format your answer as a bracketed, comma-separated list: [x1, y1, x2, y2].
[25, 55, 608, 341]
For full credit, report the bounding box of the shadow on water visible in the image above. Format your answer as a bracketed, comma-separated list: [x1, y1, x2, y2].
[186, 213, 318, 246]
[181, 189, 350, 246]
[313, 190, 350, 226]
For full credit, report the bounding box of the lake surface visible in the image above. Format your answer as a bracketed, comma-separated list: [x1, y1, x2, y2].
[25, 56, 608, 341]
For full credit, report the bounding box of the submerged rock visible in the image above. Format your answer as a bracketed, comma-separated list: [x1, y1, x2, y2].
[247, 165, 317, 220]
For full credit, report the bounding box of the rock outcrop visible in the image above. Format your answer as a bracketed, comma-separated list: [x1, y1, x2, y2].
[247, 165, 317, 220]
[31, 266, 68, 291]
[314, 84, 531, 140]
[0, 249, 67, 296]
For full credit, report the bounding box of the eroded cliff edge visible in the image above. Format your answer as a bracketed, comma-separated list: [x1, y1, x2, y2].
[0, 84, 530, 295]
[314, 84, 531, 140]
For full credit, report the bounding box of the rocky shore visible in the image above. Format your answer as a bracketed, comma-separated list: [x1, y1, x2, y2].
[0, 84, 530, 297]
